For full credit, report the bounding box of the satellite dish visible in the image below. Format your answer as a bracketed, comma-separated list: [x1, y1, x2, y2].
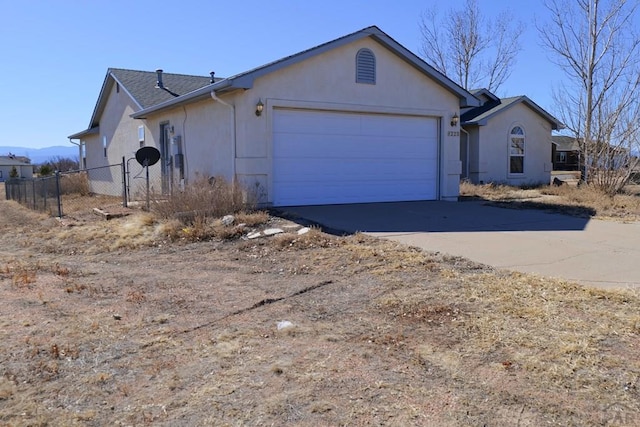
[135, 146, 161, 166]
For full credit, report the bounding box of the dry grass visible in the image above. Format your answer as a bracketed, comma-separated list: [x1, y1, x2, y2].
[2, 199, 640, 425]
[151, 175, 255, 223]
[59, 172, 90, 196]
[460, 181, 640, 220]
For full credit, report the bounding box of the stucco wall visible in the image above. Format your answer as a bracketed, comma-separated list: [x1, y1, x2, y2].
[473, 103, 553, 185]
[127, 36, 464, 203]
[100, 83, 140, 167]
[139, 98, 233, 195]
[231, 37, 462, 202]
[0, 164, 33, 180]
[82, 134, 101, 169]
[464, 126, 481, 182]
[81, 83, 140, 196]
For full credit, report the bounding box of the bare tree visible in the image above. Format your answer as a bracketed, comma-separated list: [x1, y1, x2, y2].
[418, 0, 523, 92]
[539, 0, 640, 194]
[46, 155, 79, 172]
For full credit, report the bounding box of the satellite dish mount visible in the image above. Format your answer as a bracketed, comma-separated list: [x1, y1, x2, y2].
[135, 147, 161, 210]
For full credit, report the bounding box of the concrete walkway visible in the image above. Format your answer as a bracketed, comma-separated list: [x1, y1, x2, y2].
[281, 201, 640, 289]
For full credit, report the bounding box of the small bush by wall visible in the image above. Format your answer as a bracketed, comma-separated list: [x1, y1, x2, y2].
[151, 175, 257, 224]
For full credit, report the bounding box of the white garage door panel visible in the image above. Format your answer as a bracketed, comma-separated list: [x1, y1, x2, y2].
[273, 109, 439, 206]
[276, 158, 435, 181]
[275, 180, 435, 205]
[276, 135, 435, 159]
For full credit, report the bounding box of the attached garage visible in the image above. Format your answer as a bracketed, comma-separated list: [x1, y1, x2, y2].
[128, 26, 479, 205]
[272, 108, 439, 206]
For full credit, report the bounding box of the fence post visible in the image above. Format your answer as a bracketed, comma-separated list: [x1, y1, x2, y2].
[32, 179, 36, 210]
[122, 156, 128, 208]
[55, 171, 62, 217]
[43, 177, 48, 212]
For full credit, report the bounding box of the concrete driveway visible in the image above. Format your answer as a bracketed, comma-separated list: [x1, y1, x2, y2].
[281, 201, 640, 289]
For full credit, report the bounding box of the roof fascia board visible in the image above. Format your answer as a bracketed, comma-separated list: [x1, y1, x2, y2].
[366, 29, 479, 108]
[229, 27, 479, 108]
[134, 26, 480, 117]
[68, 126, 99, 140]
[520, 97, 565, 130]
[86, 71, 113, 129]
[87, 70, 143, 129]
[465, 97, 564, 130]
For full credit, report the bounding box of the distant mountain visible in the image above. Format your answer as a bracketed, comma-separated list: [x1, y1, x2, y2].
[0, 146, 78, 165]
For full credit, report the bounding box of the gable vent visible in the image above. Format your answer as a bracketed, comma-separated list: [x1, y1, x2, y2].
[356, 48, 376, 84]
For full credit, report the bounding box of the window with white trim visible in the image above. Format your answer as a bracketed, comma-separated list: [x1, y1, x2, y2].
[356, 48, 376, 84]
[509, 126, 525, 174]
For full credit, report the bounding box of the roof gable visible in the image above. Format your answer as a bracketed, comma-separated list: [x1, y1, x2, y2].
[552, 135, 580, 151]
[0, 156, 31, 166]
[462, 96, 564, 130]
[132, 26, 480, 119]
[110, 69, 213, 110]
[470, 88, 500, 105]
[70, 69, 214, 139]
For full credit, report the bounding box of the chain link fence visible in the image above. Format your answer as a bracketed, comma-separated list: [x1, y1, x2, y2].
[4, 163, 126, 217]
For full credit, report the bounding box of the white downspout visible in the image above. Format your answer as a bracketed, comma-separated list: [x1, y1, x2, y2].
[68, 138, 82, 169]
[210, 90, 236, 181]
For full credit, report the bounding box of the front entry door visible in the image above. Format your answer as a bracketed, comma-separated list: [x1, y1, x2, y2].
[160, 123, 172, 194]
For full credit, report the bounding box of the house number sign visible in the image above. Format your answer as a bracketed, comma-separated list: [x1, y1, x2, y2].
[447, 131, 460, 137]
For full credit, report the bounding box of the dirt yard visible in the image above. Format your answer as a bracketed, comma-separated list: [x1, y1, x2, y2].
[2, 197, 640, 426]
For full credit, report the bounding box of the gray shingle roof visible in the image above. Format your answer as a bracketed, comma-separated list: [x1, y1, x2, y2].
[462, 96, 563, 130]
[552, 135, 580, 151]
[0, 156, 31, 166]
[69, 69, 217, 138]
[109, 68, 214, 109]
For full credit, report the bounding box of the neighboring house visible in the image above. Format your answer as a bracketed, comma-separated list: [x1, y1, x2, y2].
[551, 135, 581, 171]
[70, 26, 478, 205]
[0, 156, 33, 181]
[552, 135, 629, 172]
[460, 89, 564, 186]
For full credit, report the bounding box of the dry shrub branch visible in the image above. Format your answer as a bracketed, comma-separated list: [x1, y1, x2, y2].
[151, 175, 254, 223]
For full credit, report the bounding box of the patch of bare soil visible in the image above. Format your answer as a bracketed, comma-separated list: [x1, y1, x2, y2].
[2, 200, 640, 426]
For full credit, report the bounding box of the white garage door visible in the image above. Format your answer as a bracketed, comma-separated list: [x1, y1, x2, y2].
[272, 109, 439, 206]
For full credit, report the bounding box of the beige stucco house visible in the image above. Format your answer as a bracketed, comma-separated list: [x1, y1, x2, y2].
[460, 89, 563, 186]
[0, 156, 33, 181]
[70, 26, 478, 205]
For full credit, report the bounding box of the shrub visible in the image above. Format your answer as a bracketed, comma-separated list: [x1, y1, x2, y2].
[38, 164, 53, 177]
[151, 175, 256, 224]
[59, 172, 90, 196]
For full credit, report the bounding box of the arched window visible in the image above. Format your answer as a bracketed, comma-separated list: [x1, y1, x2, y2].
[356, 48, 376, 84]
[509, 126, 525, 174]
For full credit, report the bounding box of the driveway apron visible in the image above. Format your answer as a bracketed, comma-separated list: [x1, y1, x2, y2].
[281, 201, 640, 289]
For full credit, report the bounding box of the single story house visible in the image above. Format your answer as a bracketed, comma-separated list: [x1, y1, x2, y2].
[70, 26, 564, 204]
[0, 156, 33, 181]
[551, 135, 581, 171]
[552, 135, 630, 173]
[460, 89, 564, 186]
[70, 26, 478, 205]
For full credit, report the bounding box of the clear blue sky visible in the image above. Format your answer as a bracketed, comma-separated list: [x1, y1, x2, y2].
[2, 0, 562, 150]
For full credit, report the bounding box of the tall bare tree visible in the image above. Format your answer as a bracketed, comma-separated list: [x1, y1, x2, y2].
[539, 0, 640, 193]
[418, 0, 523, 92]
